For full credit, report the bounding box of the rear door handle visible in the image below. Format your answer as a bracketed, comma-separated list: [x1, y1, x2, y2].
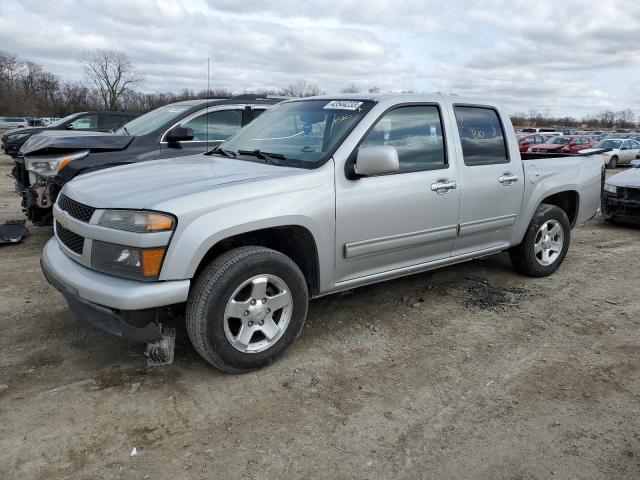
[430, 179, 457, 194]
[499, 173, 519, 185]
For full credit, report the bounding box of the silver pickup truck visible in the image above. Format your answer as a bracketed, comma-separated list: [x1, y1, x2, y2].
[41, 94, 603, 372]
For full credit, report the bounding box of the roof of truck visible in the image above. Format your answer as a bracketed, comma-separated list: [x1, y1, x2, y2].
[168, 95, 287, 107]
[285, 93, 503, 107]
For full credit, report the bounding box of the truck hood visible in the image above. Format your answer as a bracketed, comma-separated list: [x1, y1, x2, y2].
[20, 130, 134, 155]
[530, 143, 564, 150]
[64, 154, 306, 209]
[606, 166, 640, 188]
[578, 147, 614, 155]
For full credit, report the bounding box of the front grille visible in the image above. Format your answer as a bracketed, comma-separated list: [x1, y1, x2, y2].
[56, 221, 84, 255]
[620, 187, 640, 202]
[58, 194, 96, 223]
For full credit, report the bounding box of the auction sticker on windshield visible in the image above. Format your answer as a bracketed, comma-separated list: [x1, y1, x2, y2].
[323, 100, 364, 110]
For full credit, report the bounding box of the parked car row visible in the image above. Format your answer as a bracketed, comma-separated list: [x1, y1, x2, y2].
[517, 130, 640, 169]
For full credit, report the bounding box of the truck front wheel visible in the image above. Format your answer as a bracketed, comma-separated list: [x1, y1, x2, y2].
[509, 204, 571, 277]
[186, 246, 309, 373]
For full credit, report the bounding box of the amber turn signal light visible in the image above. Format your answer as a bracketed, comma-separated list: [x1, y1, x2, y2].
[146, 213, 174, 232]
[142, 247, 166, 277]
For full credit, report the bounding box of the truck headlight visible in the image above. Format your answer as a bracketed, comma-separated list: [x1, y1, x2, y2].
[91, 241, 166, 280]
[7, 132, 31, 141]
[25, 150, 89, 177]
[603, 183, 617, 194]
[98, 210, 175, 233]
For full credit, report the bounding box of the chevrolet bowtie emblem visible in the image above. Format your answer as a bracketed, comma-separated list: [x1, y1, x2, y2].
[58, 211, 69, 229]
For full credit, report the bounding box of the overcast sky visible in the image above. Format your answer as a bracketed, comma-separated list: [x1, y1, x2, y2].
[1, 0, 638, 118]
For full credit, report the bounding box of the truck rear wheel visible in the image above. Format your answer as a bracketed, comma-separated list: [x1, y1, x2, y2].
[509, 204, 571, 277]
[186, 246, 308, 373]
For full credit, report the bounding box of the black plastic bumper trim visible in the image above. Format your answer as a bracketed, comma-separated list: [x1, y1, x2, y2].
[41, 258, 163, 343]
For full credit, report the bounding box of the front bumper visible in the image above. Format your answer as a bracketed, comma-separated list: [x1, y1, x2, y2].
[601, 194, 640, 224]
[41, 238, 190, 341]
[2, 138, 25, 156]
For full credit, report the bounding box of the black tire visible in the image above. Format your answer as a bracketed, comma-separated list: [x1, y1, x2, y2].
[607, 156, 618, 169]
[186, 246, 308, 373]
[509, 204, 571, 277]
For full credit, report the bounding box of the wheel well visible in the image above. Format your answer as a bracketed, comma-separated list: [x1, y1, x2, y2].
[541, 190, 579, 227]
[194, 226, 320, 296]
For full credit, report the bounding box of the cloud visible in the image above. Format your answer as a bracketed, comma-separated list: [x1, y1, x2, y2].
[0, 0, 638, 117]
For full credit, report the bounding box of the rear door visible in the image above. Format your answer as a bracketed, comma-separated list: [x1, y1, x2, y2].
[629, 140, 640, 161]
[334, 103, 460, 283]
[450, 105, 525, 255]
[620, 140, 635, 163]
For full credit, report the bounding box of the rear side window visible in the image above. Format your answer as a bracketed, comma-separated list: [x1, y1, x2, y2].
[359, 105, 446, 172]
[102, 114, 128, 130]
[454, 106, 508, 166]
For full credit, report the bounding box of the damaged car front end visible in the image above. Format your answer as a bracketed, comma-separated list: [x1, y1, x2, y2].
[16, 150, 90, 225]
[602, 159, 640, 223]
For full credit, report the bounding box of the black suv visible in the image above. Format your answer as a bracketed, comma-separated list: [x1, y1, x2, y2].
[2, 111, 137, 157]
[15, 95, 282, 225]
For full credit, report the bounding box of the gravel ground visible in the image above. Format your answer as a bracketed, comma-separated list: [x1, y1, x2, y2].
[0, 151, 639, 480]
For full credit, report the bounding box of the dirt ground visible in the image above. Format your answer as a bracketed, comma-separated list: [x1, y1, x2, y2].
[1, 151, 639, 480]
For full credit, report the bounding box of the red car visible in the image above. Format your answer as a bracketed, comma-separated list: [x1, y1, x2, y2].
[527, 135, 596, 154]
[517, 133, 545, 153]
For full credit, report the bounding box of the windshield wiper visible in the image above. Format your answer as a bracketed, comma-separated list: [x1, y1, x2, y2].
[237, 149, 285, 165]
[206, 145, 237, 158]
[122, 126, 130, 135]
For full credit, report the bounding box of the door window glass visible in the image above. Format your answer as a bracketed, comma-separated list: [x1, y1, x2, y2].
[181, 109, 243, 142]
[359, 105, 446, 172]
[69, 114, 97, 130]
[454, 106, 508, 166]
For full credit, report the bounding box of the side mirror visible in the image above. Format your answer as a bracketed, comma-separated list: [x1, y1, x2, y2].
[165, 126, 194, 143]
[65, 124, 74, 130]
[354, 146, 399, 177]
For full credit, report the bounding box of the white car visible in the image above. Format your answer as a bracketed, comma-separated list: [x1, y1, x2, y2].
[579, 138, 640, 168]
[0, 117, 29, 129]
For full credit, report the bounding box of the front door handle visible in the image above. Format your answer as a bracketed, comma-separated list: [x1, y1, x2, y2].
[430, 179, 457, 194]
[499, 173, 519, 185]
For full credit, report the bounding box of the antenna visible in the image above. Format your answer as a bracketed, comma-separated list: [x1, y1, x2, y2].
[206, 56, 210, 151]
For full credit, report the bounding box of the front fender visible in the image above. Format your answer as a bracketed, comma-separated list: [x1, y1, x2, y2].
[159, 166, 336, 292]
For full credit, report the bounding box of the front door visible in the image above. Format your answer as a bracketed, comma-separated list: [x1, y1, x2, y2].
[450, 105, 525, 255]
[335, 104, 460, 283]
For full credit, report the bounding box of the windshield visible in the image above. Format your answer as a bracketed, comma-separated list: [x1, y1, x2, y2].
[547, 137, 569, 144]
[48, 113, 82, 127]
[220, 99, 375, 166]
[595, 139, 622, 149]
[115, 104, 191, 136]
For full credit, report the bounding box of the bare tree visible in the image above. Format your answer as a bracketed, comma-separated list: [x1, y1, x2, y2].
[279, 80, 323, 97]
[368, 86, 380, 94]
[80, 49, 143, 110]
[340, 83, 360, 94]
